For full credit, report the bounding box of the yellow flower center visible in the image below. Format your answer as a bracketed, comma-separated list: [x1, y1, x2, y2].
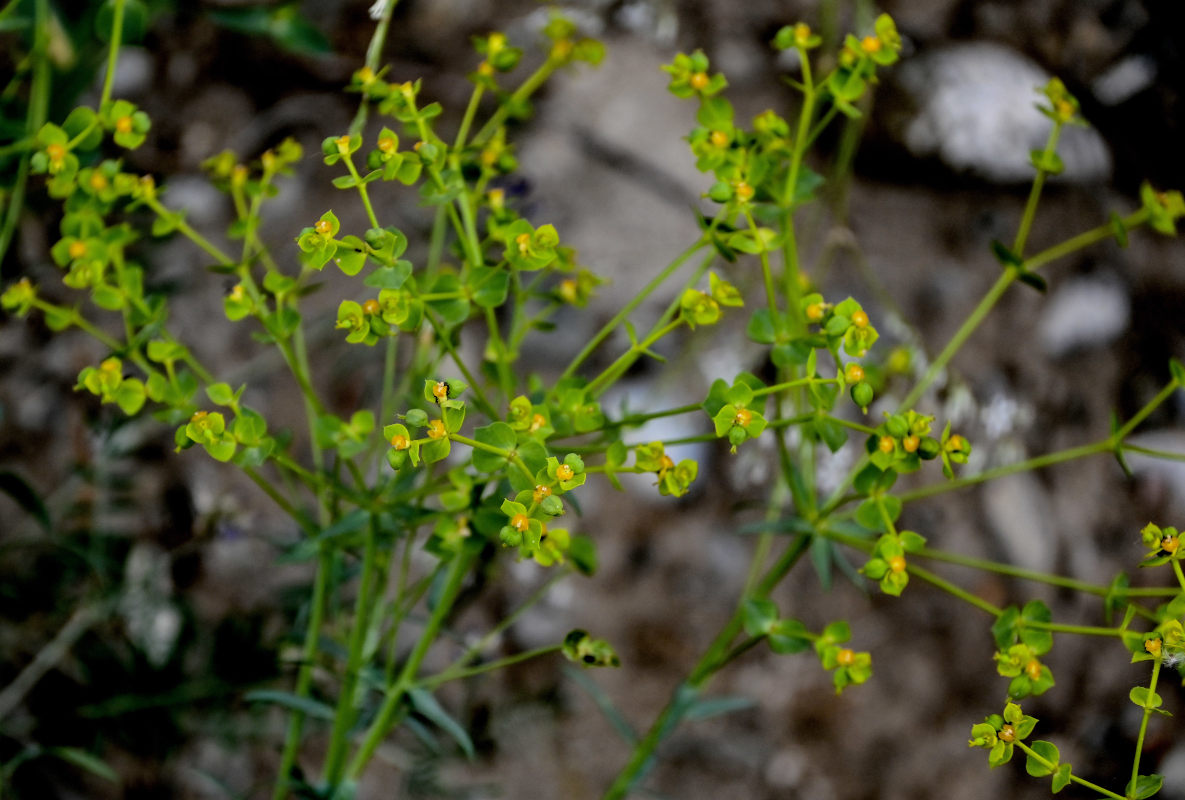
[533, 484, 552, 503]
[229, 284, 245, 300]
[390, 434, 410, 450]
[1025, 659, 1042, 681]
[488, 188, 505, 209]
[516, 232, 531, 254]
[793, 23, 812, 47]
[529, 413, 546, 433]
[689, 71, 709, 91]
[488, 33, 506, 53]
[998, 724, 1016, 743]
[45, 143, 66, 162]
[1146, 638, 1163, 656]
[68, 240, 88, 260]
[335, 135, 352, 154]
[377, 136, 396, 154]
[356, 66, 375, 83]
[805, 302, 825, 322]
[363, 299, 381, 316]
[432, 381, 449, 401]
[1162, 536, 1179, 554]
[511, 513, 530, 532]
[115, 115, 134, 134]
[946, 434, 965, 453]
[709, 130, 729, 148]
[314, 219, 332, 236]
[878, 436, 896, 454]
[477, 61, 494, 77]
[845, 363, 865, 383]
[860, 35, 881, 54]
[733, 408, 752, 428]
[481, 148, 498, 166]
[889, 555, 906, 573]
[1055, 99, 1074, 122]
[232, 164, 248, 185]
[89, 172, 108, 191]
[836, 648, 855, 667]
[556, 464, 575, 481]
[851, 310, 869, 328]
[902, 435, 920, 453]
[427, 419, 447, 439]
[734, 181, 754, 202]
[559, 279, 578, 303]
[551, 39, 573, 60]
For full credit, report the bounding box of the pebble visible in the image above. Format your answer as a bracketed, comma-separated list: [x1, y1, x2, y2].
[983, 472, 1057, 573]
[1037, 276, 1130, 357]
[893, 42, 1111, 183]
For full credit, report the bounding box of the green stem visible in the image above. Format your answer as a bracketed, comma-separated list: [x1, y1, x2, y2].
[0, 0, 48, 266]
[348, 0, 399, 136]
[99, 0, 125, 107]
[1114, 378, 1180, 440]
[323, 518, 382, 784]
[345, 549, 475, 781]
[1012, 122, 1063, 256]
[584, 320, 684, 399]
[1131, 658, 1162, 792]
[417, 644, 562, 690]
[602, 534, 811, 800]
[558, 239, 706, 385]
[471, 56, 557, 147]
[272, 546, 330, 800]
[1013, 741, 1126, 800]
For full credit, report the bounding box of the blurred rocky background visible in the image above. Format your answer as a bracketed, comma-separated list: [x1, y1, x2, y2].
[2, 0, 1184, 798]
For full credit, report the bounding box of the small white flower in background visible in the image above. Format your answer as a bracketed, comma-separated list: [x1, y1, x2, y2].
[369, 0, 389, 21]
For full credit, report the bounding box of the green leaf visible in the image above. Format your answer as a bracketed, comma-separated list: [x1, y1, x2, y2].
[0, 470, 50, 531]
[469, 266, 510, 308]
[245, 689, 335, 720]
[471, 422, 515, 472]
[1051, 762, 1072, 793]
[47, 747, 118, 783]
[1130, 686, 1163, 709]
[1025, 740, 1059, 777]
[742, 598, 778, 636]
[407, 687, 475, 760]
[364, 260, 412, 289]
[1128, 774, 1164, 800]
[206, 382, 235, 406]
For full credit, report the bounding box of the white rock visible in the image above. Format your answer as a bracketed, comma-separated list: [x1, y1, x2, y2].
[1038, 276, 1129, 357]
[983, 472, 1057, 573]
[895, 42, 1111, 183]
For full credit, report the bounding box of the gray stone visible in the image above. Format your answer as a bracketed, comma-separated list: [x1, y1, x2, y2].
[1038, 276, 1129, 357]
[983, 472, 1057, 573]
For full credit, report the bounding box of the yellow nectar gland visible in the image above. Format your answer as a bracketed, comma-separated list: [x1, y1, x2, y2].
[229, 284, 246, 301]
[427, 419, 447, 439]
[488, 33, 506, 53]
[733, 407, 753, 428]
[793, 23, 812, 47]
[529, 413, 546, 433]
[1055, 99, 1074, 122]
[89, 172, 108, 191]
[477, 61, 495, 77]
[998, 723, 1016, 743]
[1025, 659, 1042, 682]
[851, 310, 870, 328]
[510, 513, 530, 532]
[1162, 536, 1179, 554]
[68, 240, 88, 260]
[734, 181, 755, 202]
[1146, 638, 1163, 657]
[559, 279, 578, 303]
[481, 148, 498, 167]
[902, 435, 920, 453]
[356, 66, 375, 84]
[551, 39, 573, 60]
[836, 648, 856, 667]
[878, 436, 896, 454]
[689, 71, 709, 91]
[805, 302, 825, 322]
[115, 115, 134, 134]
[232, 164, 248, 185]
[709, 130, 729, 148]
[888, 555, 907, 573]
[390, 434, 410, 450]
[946, 434, 966, 453]
[314, 219, 332, 236]
[377, 136, 396, 154]
[860, 35, 881, 54]
[533, 484, 552, 503]
[487, 188, 505, 209]
[556, 464, 575, 482]
[845, 363, 865, 383]
[335, 135, 352, 154]
[45, 143, 66, 163]
[516, 232, 532, 254]
[363, 299, 381, 316]
[432, 381, 449, 401]
[190, 409, 209, 424]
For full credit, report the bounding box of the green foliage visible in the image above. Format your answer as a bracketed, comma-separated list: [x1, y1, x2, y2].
[5, 5, 1185, 799]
